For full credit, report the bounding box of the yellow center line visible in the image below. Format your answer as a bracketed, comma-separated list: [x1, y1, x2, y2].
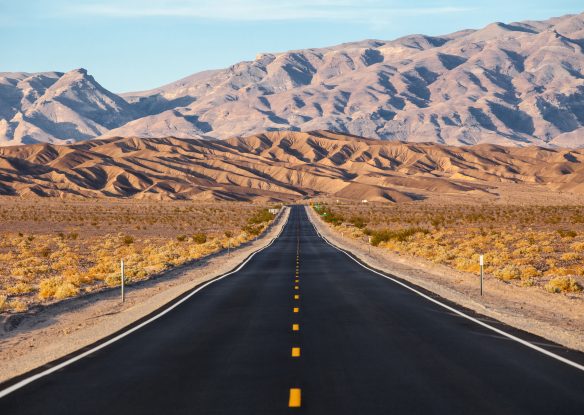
[291, 347, 301, 357]
[289, 388, 302, 407]
[292, 323, 299, 331]
[294, 294, 300, 300]
[294, 286, 299, 290]
[293, 307, 299, 313]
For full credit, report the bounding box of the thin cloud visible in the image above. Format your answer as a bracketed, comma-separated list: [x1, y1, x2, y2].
[61, 0, 472, 21]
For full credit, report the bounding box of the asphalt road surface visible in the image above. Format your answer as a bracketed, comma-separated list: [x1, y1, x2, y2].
[1, 205, 584, 414]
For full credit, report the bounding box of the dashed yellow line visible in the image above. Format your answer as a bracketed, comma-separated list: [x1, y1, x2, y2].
[291, 239, 302, 408]
[289, 388, 302, 408]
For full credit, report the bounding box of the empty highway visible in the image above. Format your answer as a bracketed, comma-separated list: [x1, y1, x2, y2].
[1, 206, 583, 414]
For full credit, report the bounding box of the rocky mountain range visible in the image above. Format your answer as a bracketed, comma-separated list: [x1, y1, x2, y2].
[1, 12, 583, 147]
[1, 130, 583, 202]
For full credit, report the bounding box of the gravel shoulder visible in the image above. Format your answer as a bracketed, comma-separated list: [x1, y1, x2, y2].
[306, 206, 584, 353]
[0, 207, 290, 384]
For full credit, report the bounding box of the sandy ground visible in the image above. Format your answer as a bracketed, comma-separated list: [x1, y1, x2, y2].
[306, 206, 584, 352]
[0, 207, 290, 384]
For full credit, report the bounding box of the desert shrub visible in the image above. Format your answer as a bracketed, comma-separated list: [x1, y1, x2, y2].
[192, 233, 207, 244]
[176, 235, 187, 242]
[242, 224, 262, 236]
[248, 208, 275, 224]
[121, 235, 134, 245]
[557, 229, 577, 238]
[349, 216, 367, 229]
[61, 268, 88, 286]
[54, 282, 79, 300]
[519, 265, 541, 280]
[545, 276, 582, 293]
[8, 299, 27, 312]
[494, 265, 521, 281]
[314, 205, 344, 225]
[38, 276, 64, 299]
[370, 227, 429, 246]
[37, 272, 80, 300]
[570, 241, 584, 252]
[453, 257, 480, 273]
[105, 274, 121, 287]
[6, 282, 33, 295]
[561, 252, 581, 261]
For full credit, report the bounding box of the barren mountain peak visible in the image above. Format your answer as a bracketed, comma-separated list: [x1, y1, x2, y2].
[2, 12, 584, 148]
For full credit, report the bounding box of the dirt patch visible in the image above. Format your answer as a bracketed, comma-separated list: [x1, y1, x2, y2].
[0, 207, 290, 384]
[306, 206, 584, 352]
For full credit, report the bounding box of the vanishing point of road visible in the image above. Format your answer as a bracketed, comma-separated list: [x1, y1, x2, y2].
[1, 206, 583, 414]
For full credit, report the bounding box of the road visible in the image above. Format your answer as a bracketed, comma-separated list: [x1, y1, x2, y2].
[1, 205, 584, 414]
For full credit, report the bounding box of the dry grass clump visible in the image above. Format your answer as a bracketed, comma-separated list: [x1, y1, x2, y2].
[545, 276, 583, 293]
[316, 202, 584, 295]
[0, 200, 279, 313]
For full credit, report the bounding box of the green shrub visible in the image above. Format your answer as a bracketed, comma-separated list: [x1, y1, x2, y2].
[315, 205, 344, 225]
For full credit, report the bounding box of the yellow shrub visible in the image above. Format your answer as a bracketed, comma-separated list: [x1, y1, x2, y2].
[494, 265, 521, 281]
[8, 299, 27, 312]
[54, 282, 79, 300]
[61, 268, 91, 286]
[545, 267, 570, 277]
[560, 252, 581, 261]
[0, 295, 6, 311]
[6, 282, 33, 295]
[0, 252, 15, 261]
[545, 276, 582, 293]
[520, 265, 541, 280]
[571, 241, 584, 252]
[105, 274, 121, 287]
[453, 257, 480, 273]
[38, 277, 63, 299]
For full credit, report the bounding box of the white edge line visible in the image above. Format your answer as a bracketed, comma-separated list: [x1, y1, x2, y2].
[0, 208, 291, 399]
[304, 206, 584, 373]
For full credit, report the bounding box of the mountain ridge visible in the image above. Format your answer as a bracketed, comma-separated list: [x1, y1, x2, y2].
[1, 130, 584, 202]
[1, 12, 584, 147]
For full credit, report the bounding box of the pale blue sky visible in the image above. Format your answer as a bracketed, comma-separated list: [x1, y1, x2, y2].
[1, 1, 582, 93]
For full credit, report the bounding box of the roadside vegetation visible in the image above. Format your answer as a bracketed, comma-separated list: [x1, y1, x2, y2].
[0, 200, 278, 313]
[313, 202, 584, 295]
